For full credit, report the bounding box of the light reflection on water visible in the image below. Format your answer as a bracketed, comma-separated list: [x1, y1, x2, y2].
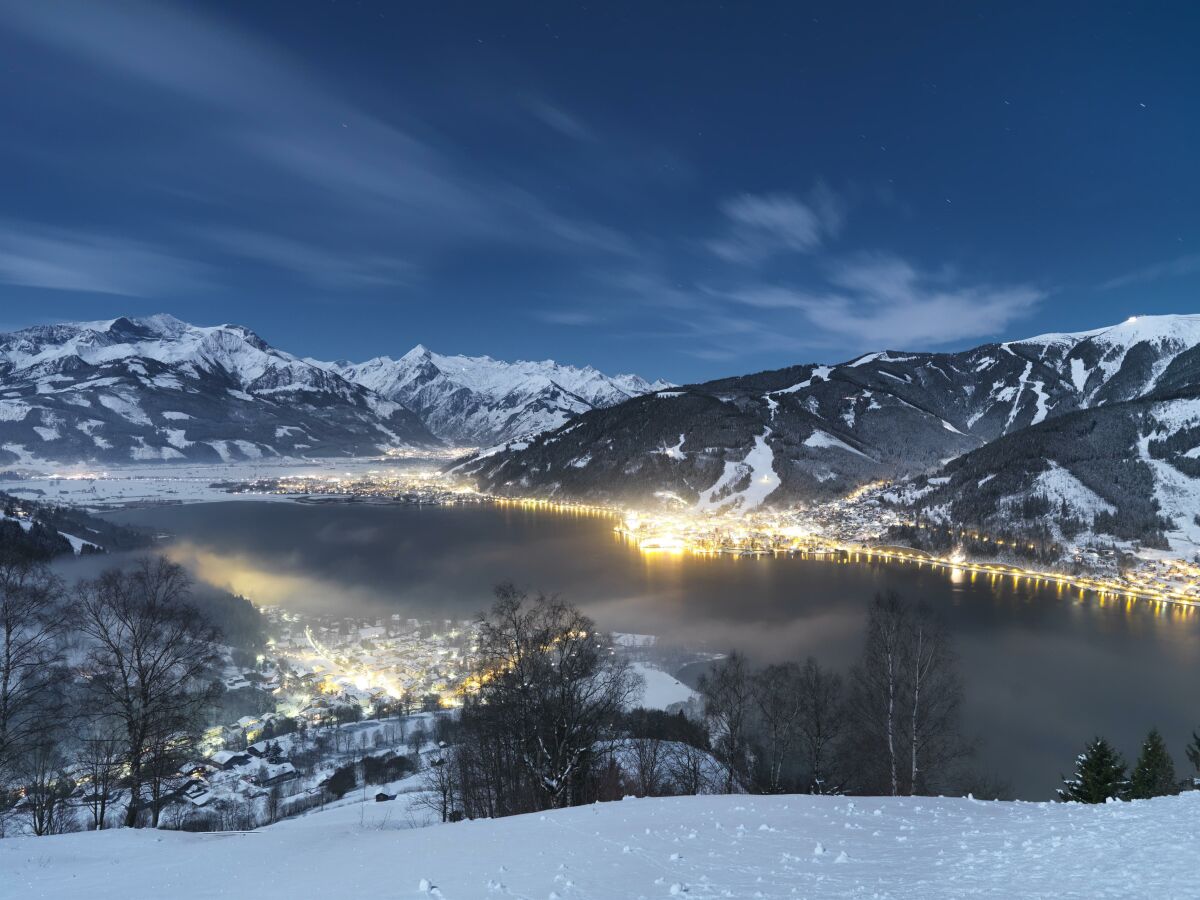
[103, 500, 1200, 800]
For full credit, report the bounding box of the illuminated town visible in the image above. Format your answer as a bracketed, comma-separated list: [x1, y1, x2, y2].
[221, 469, 1200, 612]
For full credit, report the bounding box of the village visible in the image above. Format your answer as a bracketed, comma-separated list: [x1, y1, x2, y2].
[137, 608, 482, 831]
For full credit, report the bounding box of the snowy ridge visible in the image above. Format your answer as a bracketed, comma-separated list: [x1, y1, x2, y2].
[462, 313, 1200, 512]
[0, 315, 437, 464]
[328, 345, 670, 445]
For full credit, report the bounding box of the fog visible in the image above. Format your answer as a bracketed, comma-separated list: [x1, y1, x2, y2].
[102, 501, 1200, 799]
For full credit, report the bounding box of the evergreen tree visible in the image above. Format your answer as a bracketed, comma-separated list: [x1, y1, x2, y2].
[1128, 729, 1176, 799]
[1185, 730, 1200, 784]
[1058, 737, 1127, 803]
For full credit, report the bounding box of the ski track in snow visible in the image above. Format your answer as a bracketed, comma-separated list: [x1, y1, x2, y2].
[1004, 362, 1032, 432]
[804, 429, 872, 460]
[697, 429, 779, 511]
[5, 793, 1199, 900]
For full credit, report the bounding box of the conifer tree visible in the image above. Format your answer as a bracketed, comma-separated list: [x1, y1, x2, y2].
[1057, 737, 1127, 803]
[1185, 730, 1200, 784]
[1128, 729, 1176, 799]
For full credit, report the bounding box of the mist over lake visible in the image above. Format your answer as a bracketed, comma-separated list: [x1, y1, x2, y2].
[96, 500, 1200, 800]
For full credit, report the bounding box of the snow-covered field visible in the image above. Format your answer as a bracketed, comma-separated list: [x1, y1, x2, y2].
[1, 458, 436, 508]
[630, 662, 699, 710]
[4, 792, 1197, 899]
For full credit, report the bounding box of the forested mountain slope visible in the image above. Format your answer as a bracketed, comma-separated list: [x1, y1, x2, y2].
[456, 315, 1200, 520]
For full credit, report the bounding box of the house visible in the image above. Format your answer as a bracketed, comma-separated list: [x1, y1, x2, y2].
[181, 780, 213, 807]
[209, 750, 252, 770]
[250, 761, 299, 788]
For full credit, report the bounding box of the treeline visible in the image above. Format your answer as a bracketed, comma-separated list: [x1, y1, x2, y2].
[421, 587, 980, 824]
[1, 553, 251, 836]
[698, 591, 974, 797]
[887, 517, 1069, 563]
[0, 492, 150, 561]
[1059, 730, 1200, 803]
[915, 404, 1176, 548]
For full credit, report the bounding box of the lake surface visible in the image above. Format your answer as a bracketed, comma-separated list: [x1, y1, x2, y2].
[102, 500, 1200, 799]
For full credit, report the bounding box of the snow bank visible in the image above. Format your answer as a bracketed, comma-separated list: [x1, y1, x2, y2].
[5, 793, 1198, 899]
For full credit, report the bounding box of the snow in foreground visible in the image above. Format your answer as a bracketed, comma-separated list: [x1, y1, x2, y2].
[4, 793, 1199, 900]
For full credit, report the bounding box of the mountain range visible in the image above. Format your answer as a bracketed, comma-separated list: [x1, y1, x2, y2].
[455, 314, 1200, 551]
[3, 311, 1198, 552]
[323, 347, 670, 446]
[0, 315, 665, 465]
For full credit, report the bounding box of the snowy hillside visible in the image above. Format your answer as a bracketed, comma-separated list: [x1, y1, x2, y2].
[458, 314, 1200, 512]
[0, 315, 438, 464]
[1015, 314, 1200, 405]
[5, 792, 1197, 899]
[327, 345, 671, 445]
[908, 390, 1200, 554]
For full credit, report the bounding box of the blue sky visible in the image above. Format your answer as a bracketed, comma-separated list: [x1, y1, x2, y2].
[0, 1, 1196, 382]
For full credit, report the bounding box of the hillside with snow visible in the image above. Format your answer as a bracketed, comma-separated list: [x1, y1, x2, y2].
[456, 315, 1200, 532]
[0, 315, 438, 465]
[327, 346, 671, 445]
[0, 315, 670, 465]
[4, 792, 1197, 899]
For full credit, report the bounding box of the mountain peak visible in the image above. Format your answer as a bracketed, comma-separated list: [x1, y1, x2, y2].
[331, 347, 666, 444]
[401, 344, 433, 362]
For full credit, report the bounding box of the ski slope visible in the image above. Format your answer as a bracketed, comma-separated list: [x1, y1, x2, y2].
[3, 792, 1197, 899]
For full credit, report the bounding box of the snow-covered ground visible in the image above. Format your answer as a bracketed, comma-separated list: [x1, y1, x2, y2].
[630, 662, 699, 710]
[697, 429, 780, 512]
[0, 458, 440, 508]
[4, 792, 1198, 899]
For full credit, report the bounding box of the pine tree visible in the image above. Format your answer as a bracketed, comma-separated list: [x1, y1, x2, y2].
[1185, 730, 1200, 784]
[1128, 729, 1176, 799]
[1058, 737, 1127, 803]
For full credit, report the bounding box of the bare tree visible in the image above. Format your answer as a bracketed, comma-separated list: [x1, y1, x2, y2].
[848, 592, 908, 795]
[665, 741, 715, 796]
[905, 603, 969, 794]
[698, 651, 752, 793]
[19, 741, 74, 836]
[418, 748, 458, 822]
[0, 558, 64, 788]
[461, 584, 641, 813]
[77, 558, 220, 827]
[750, 662, 804, 793]
[795, 657, 844, 793]
[407, 722, 428, 766]
[629, 736, 666, 797]
[847, 592, 968, 795]
[76, 721, 125, 830]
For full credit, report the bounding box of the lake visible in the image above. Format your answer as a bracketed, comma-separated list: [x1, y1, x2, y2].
[101, 500, 1200, 799]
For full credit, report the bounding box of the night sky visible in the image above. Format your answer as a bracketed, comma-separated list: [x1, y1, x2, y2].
[0, 1, 1196, 382]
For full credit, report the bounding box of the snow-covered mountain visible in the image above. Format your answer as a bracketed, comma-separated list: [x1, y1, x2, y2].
[0, 315, 438, 465]
[455, 314, 1200, 525]
[327, 346, 671, 445]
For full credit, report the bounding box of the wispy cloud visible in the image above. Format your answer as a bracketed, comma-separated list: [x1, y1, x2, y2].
[708, 184, 845, 263]
[0, 225, 206, 297]
[1099, 253, 1200, 291]
[193, 227, 414, 289]
[0, 1, 635, 281]
[524, 98, 593, 142]
[728, 253, 1044, 350]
